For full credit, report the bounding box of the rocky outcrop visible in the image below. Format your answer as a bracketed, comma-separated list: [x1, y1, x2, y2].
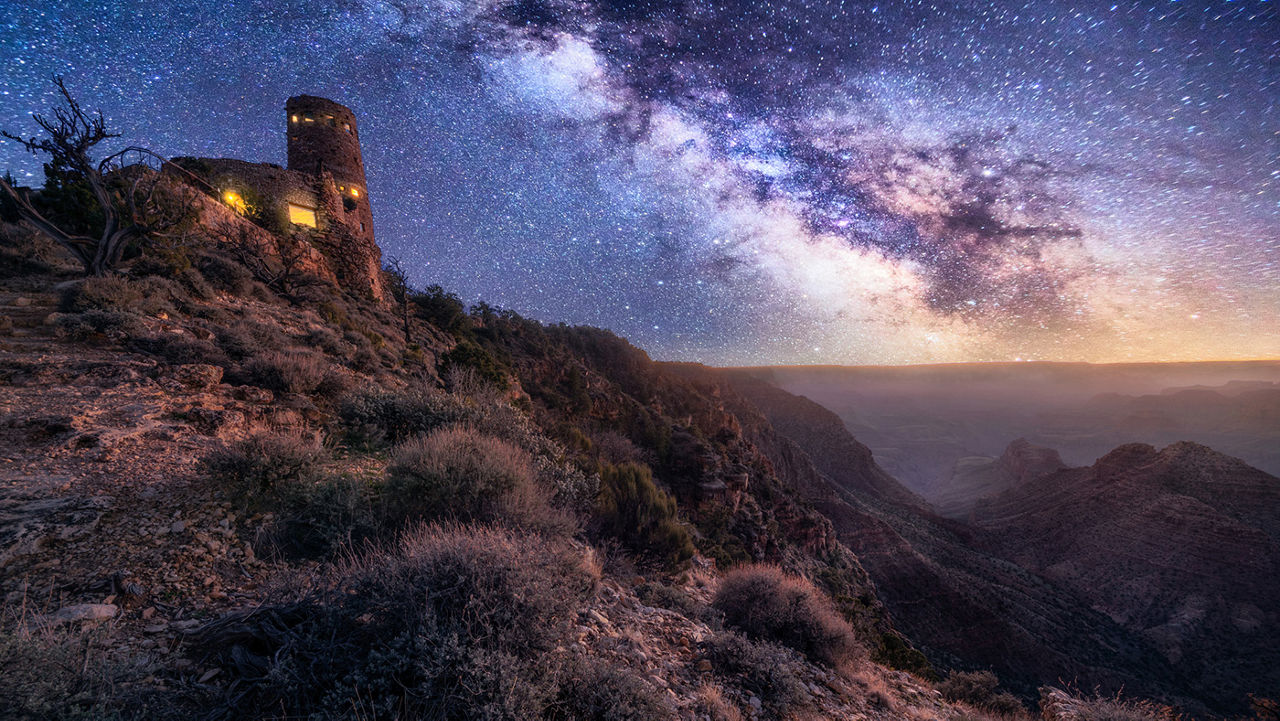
[973, 442, 1280, 713]
[716, 373, 1193, 710]
[934, 438, 1067, 518]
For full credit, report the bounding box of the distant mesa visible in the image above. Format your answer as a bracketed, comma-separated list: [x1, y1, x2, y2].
[934, 438, 1067, 519]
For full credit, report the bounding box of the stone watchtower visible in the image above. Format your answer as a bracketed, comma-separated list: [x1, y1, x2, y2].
[285, 95, 375, 250]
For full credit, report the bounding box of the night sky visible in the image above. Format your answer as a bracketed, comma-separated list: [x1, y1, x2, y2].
[3, 1, 1278, 365]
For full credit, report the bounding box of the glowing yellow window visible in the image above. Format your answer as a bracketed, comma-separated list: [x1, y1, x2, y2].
[222, 191, 247, 214]
[288, 203, 317, 228]
[291, 114, 299, 123]
[350, 188, 359, 197]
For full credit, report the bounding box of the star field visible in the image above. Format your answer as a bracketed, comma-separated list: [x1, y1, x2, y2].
[2, 0, 1277, 364]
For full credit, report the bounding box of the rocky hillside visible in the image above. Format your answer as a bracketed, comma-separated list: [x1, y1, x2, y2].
[0, 217, 1000, 720]
[712, 372, 1188, 707]
[0, 195, 1261, 720]
[972, 442, 1280, 708]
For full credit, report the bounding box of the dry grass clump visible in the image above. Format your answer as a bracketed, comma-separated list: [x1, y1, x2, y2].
[59, 275, 142, 312]
[937, 670, 1025, 716]
[55, 309, 145, 342]
[339, 385, 474, 445]
[386, 427, 570, 534]
[196, 524, 597, 720]
[849, 666, 901, 713]
[704, 629, 808, 709]
[693, 684, 745, 721]
[1064, 692, 1185, 721]
[713, 564, 861, 667]
[551, 654, 678, 721]
[242, 349, 346, 397]
[0, 617, 142, 720]
[202, 430, 325, 500]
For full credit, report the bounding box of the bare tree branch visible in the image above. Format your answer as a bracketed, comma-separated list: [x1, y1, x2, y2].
[0, 77, 190, 276]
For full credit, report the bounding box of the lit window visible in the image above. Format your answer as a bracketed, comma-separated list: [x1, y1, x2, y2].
[288, 203, 317, 228]
[303, 113, 314, 122]
[291, 114, 298, 123]
[223, 191, 247, 214]
[351, 188, 359, 197]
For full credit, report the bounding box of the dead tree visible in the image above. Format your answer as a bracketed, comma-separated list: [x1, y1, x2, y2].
[383, 256, 414, 345]
[0, 77, 190, 276]
[209, 217, 326, 298]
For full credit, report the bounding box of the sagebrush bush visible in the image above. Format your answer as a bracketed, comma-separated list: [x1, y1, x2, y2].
[704, 630, 807, 708]
[305, 325, 350, 356]
[196, 251, 254, 295]
[938, 671, 1024, 716]
[552, 655, 678, 721]
[215, 318, 290, 361]
[534, 455, 599, 510]
[385, 427, 567, 532]
[635, 581, 702, 618]
[59, 275, 142, 313]
[55, 310, 145, 342]
[130, 275, 188, 315]
[0, 621, 139, 720]
[242, 349, 341, 396]
[597, 463, 694, 568]
[129, 334, 230, 366]
[713, 564, 861, 667]
[198, 524, 596, 720]
[340, 385, 473, 445]
[269, 473, 378, 558]
[203, 431, 325, 499]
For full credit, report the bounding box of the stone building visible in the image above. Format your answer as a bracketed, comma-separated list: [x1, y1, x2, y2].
[186, 95, 385, 299]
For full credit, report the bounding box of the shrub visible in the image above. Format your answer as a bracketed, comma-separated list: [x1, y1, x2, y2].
[197, 525, 596, 719]
[712, 564, 860, 667]
[129, 334, 230, 366]
[341, 329, 381, 371]
[938, 671, 1024, 716]
[441, 338, 509, 389]
[196, 251, 254, 295]
[59, 275, 141, 312]
[269, 473, 378, 558]
[241, 349, 335, 395]
[215, 319, 289, 361]
[1048, 689, 1184, 721]
[203, 431, 325, 499]
[552, 655, 677, 721]
[131, 252, 213, 301]
[304, 325, 349, 356]
[339, 385, 473, 445]
[635, 581, 702, 618]
[535, 456, 599, 511]
[55, 310, 145, 342]
[704, 630, 807, 708]
[385, 427, 550, 528]
[0, 620, 141, 720]
[597, 463, 694, 568]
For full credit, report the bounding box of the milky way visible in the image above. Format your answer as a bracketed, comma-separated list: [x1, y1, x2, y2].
[2, 0, 1278, 364]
